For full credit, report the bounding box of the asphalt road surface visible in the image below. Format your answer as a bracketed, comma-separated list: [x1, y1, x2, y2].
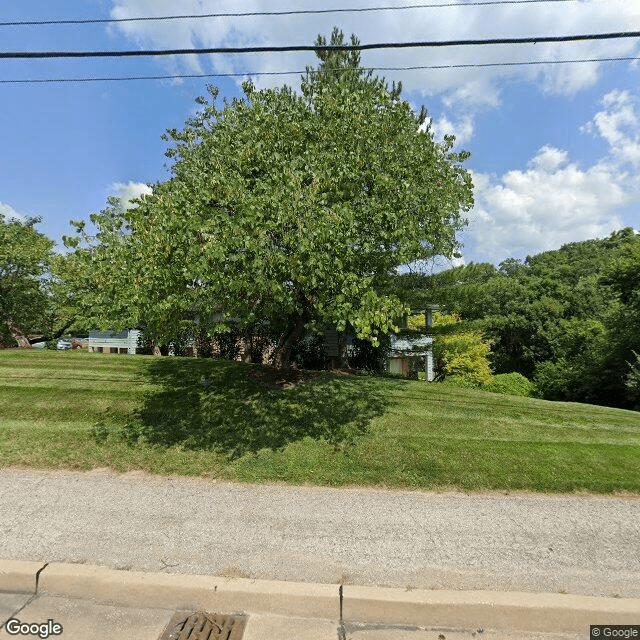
[1, 468, 639, 598]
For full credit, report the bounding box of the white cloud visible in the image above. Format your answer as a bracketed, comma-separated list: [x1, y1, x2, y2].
[0, 202, 25, 222]
[110, 181, 153, 210]
[528, 146, 569, 172]
[109, 1, 204, 73]
[466, 91, 640, 262]
[465, 120, 640, 263]
[467, 89, 640, 264]
[582, 90, 640, 167]
[431, 113, 474, 147]
[468, 153, 633, 262]
[109, 0, 640, 107]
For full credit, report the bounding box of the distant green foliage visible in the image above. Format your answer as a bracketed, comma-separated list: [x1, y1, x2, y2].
[397, 228, 640, 409]
[485, 373, 534, 397]
[625, 351, 640, 409]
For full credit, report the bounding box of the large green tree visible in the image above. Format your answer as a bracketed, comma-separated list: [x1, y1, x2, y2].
[65, 29, 473, 367]
[0, 213, 70, 347]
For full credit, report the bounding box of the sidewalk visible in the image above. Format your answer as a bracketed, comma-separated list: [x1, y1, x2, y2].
[2, 560, 639, 639]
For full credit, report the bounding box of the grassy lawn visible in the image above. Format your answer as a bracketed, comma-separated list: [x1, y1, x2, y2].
[1, 348, 639, 494]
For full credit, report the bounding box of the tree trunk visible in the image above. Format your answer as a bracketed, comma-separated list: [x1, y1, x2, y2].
[6, 318, 32, 348]
[337, 330, 351, 369]
[27, 320, 74, 346]
[271, 317, 305, 370]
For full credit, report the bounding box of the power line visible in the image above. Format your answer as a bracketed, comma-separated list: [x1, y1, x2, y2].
[1, 56, 637, 84]
[2, 31, 640, 59]
[0, 1, 581, 27]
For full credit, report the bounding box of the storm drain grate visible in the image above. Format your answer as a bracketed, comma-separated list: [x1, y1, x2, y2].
[159, 611, 247, 640]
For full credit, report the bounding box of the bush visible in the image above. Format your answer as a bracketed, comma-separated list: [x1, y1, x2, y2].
[290, 333, 326, 370]
[433, 372, 534, 396]
[0, 325, 16, 348]
[532, 359, 576, 401]
[213, 326, 243, 360]
[348, 333, 390, 373]
[411, 312, 493, 385]
[532, 356, 621, 406]
[484, 372, 534, 397]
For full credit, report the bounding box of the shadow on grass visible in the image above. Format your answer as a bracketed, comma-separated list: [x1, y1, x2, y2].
[96, 359, 401, 459]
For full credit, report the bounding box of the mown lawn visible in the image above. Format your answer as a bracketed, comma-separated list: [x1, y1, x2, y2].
[1, 348, 639, 493]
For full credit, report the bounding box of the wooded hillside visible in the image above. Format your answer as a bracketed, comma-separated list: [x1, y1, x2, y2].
[396, 228, 640, 409]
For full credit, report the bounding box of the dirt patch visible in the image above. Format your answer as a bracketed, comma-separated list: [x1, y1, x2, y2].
[216, 565, 254, 579]
[246, 365, 325, 389]
[246, 365, 360, 390]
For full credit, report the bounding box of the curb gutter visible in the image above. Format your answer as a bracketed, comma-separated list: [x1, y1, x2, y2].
[1, 560, 639, 634]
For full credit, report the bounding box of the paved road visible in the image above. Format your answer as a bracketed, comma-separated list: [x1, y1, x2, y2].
[1, 468, 639, 598]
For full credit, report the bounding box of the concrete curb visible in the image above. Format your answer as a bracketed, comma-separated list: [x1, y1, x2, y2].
[0, 560, 45, 594]
[38, 563, 338, 621]
[2, 560, 639, 634]
[343, 585, 640, 634]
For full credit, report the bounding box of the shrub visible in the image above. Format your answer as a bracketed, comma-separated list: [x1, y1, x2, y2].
[409, 312, 493, 385]
[348, 333, 391, 373]
[437, 376, 480, 389]
[484, 372, 534, 397]
[290, 333, 326, 370]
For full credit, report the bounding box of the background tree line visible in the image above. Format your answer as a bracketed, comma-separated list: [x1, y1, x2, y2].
[393, 228, 640, 409]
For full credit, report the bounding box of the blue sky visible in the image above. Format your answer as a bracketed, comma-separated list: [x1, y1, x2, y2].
[1, 0, 639, 267]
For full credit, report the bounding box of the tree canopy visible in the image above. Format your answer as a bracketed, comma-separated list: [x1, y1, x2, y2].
[0, 213, 70, 347]
[63, 28, 473, 367]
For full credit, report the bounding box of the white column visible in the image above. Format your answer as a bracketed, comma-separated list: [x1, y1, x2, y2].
[425, 346, 434, 382]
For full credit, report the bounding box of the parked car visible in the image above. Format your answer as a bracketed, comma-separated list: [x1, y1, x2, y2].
[57, 340, 71, 350]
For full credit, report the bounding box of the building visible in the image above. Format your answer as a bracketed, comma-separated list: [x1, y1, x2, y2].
[88, 330, 141, 355]
[387, 305, 439, 381]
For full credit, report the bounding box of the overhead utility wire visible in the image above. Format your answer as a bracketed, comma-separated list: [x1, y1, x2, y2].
[2, 56, 637, 84]
[2, 31, 640, 58]
[0, 1, 580, 26]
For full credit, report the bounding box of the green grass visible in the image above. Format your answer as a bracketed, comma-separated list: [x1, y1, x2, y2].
[1, 348, 639, 494]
